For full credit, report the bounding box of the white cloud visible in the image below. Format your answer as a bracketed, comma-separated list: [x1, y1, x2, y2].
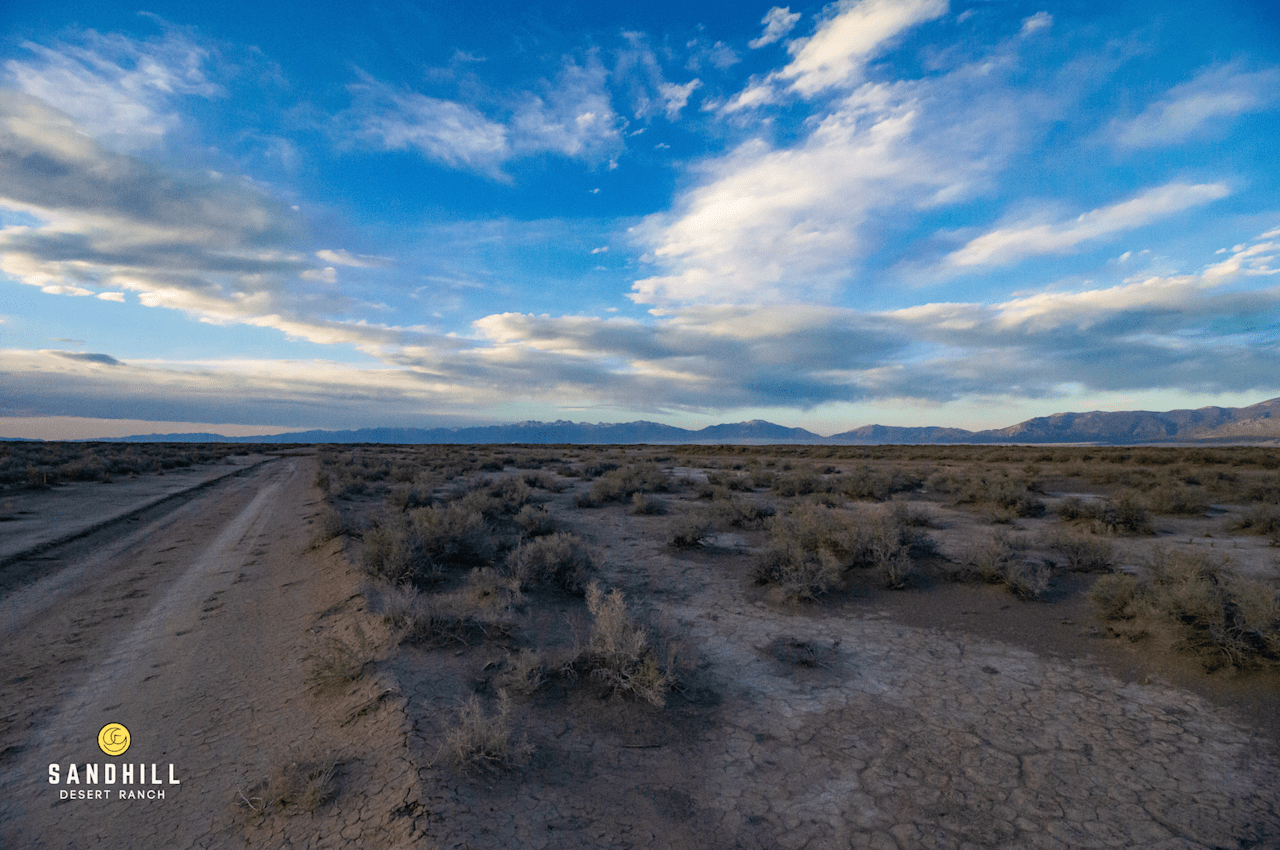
[944, 182, 1231, 269]
[3, 26, 222, 148]
[658, 79, 702, 119]
[750, 7, 803, 49]
[96, 291, 125, 302]
[346, 74, 509, 174]
[1019, 12, 1052, 36]
[776, 0, 948, 97]
[316, 248, 393, 267]
[511, 56, 622, 160]
[1116, 62, 1280, 148]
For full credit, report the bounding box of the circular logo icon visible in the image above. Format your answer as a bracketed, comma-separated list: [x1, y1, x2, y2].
[97, 723, 130, 757]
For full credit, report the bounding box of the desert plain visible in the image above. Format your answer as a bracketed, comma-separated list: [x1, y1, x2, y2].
[1, 441, 1278, 849]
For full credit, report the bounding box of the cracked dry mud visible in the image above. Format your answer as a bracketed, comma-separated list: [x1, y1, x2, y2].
[2, 449, 1277, 849]
[398, 475, 1280, 850]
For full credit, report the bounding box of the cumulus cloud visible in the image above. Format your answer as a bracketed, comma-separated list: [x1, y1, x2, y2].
[750, 7, 803, 49]
[3, 24, 222, 148]
[944, 182, 1231, 269]
[1115, 62, 1280, 148]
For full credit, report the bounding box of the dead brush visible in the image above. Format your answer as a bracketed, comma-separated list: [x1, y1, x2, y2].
[567, 582, 681, 708]
[955, 532, 1052, 600]
[438, 691, 531, 773]
[237, 758, 340, 816]
[307, 626, 372, 694]
[506, 532, 594, 592]
[1044, 528, 1116, 572]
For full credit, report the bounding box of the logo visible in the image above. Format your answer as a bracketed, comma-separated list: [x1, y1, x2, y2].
[97, 723, 130, 757]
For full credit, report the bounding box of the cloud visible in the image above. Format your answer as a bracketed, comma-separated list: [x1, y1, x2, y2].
[3, 23, 222, 148]
[0, 90, 448, 356]
[944, 182, 1230, 269]
[96, 291, 125, 302]
[47, 350, 122, 366]
[658, 79, 702, 119]
[1019, 12, 1052, 36]
[315, 248, 393, 267]
[345, 56, 622, 175]
[773, 0, 947, 98]
[634, 55, 1048, 305]
[750, 7, 803, 49]
[1115, 62, 1280, 148]
[345, 73, 510, 174]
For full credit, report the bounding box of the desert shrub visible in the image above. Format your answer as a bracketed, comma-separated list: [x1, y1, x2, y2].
[441, 692, 530, 772]
[498, 648, 548, 697]
[520, 471, 563, 492]
[1044, 529, 1116, 573]
[752, 503, 928, 598]
[387, 481, 434, 513]
[411, 502, 493, 567]
[711, 496, 775, 528]
[238, 759, 339, 816]
[669, 511, 712, 548]
[308, 628, 370, 693]
[1231, 504, 1280, 543]
[589, 462, 671, 503]
[630, 493, 668, 515]
[706, 471, 756, 491]
[1146, 484, 1209, 516]
[840, 465, 923, 501]
[461, 476, 531, 517]
[516, 504, 557, 536]
[1088, 573, 1141, 620]
[927, 469, 1043, 517]
[1060, 491, 1153, 534]
[771, 468, 825, 497]
[309, 505, 354, 548]
[569, 583, 680, 707]
[361, 519, 424, 582]
[1102, 549, 1280, 669]
[507, 533, 593, 592]
[890, 501, 933, 528]
[955, 532, 1052, 600]
[751, 542, 842, 601]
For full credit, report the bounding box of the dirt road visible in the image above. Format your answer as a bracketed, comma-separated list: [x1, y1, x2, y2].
[0, 454, 418, 849]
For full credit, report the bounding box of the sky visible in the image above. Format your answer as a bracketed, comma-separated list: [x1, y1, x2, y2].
[1, 0, 1278, 439]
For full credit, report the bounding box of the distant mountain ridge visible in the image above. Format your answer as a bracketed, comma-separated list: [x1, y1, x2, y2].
[87, 397, 1280, 445]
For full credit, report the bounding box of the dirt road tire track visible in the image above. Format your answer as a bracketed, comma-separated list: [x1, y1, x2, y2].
[0, 454, 421, 849]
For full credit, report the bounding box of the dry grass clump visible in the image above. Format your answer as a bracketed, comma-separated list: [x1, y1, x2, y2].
[953, 531, 1053, 600]
[669, 511, 712, 549]
[308, 504, 355, 549]
[1230, 504, 1280, 544]
[926, 468, 1044, 518]
[441, 691, 531, 773]
[838, 464, 924, 501]
[567, 583, 681, 708]
[308, 627, 371, 693]
[710, 495, 775, 528]
[516, 503, 558, 536]
[362, 502, 495, 583]
[507, 533, 594, 592]
[1058, 490, 1153, 535]
[1145, 483, 1210, 516]
[1043, 528, 1116, 572]
[589, 462, 671, 503]
[630, 492, 668, 515]
[751, 503, 929, 599]
[1091, 548, 1280, 670]
[497, 648, 549, 696]
[238, 759, 340, 816]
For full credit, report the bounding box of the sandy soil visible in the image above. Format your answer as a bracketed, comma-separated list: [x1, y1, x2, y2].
[0, 453, 420, 848]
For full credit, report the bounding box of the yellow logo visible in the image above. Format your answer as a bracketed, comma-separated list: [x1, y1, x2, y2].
[97, 723, 130, 757]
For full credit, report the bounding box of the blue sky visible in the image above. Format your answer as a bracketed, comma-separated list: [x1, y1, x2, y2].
[1, 0, 1278, 438]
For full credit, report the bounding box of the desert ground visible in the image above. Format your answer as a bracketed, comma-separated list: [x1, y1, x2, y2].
[1, 442, 1278, 849]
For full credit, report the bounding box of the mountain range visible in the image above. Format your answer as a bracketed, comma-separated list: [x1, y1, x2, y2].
[90, 397, 1280, 446]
